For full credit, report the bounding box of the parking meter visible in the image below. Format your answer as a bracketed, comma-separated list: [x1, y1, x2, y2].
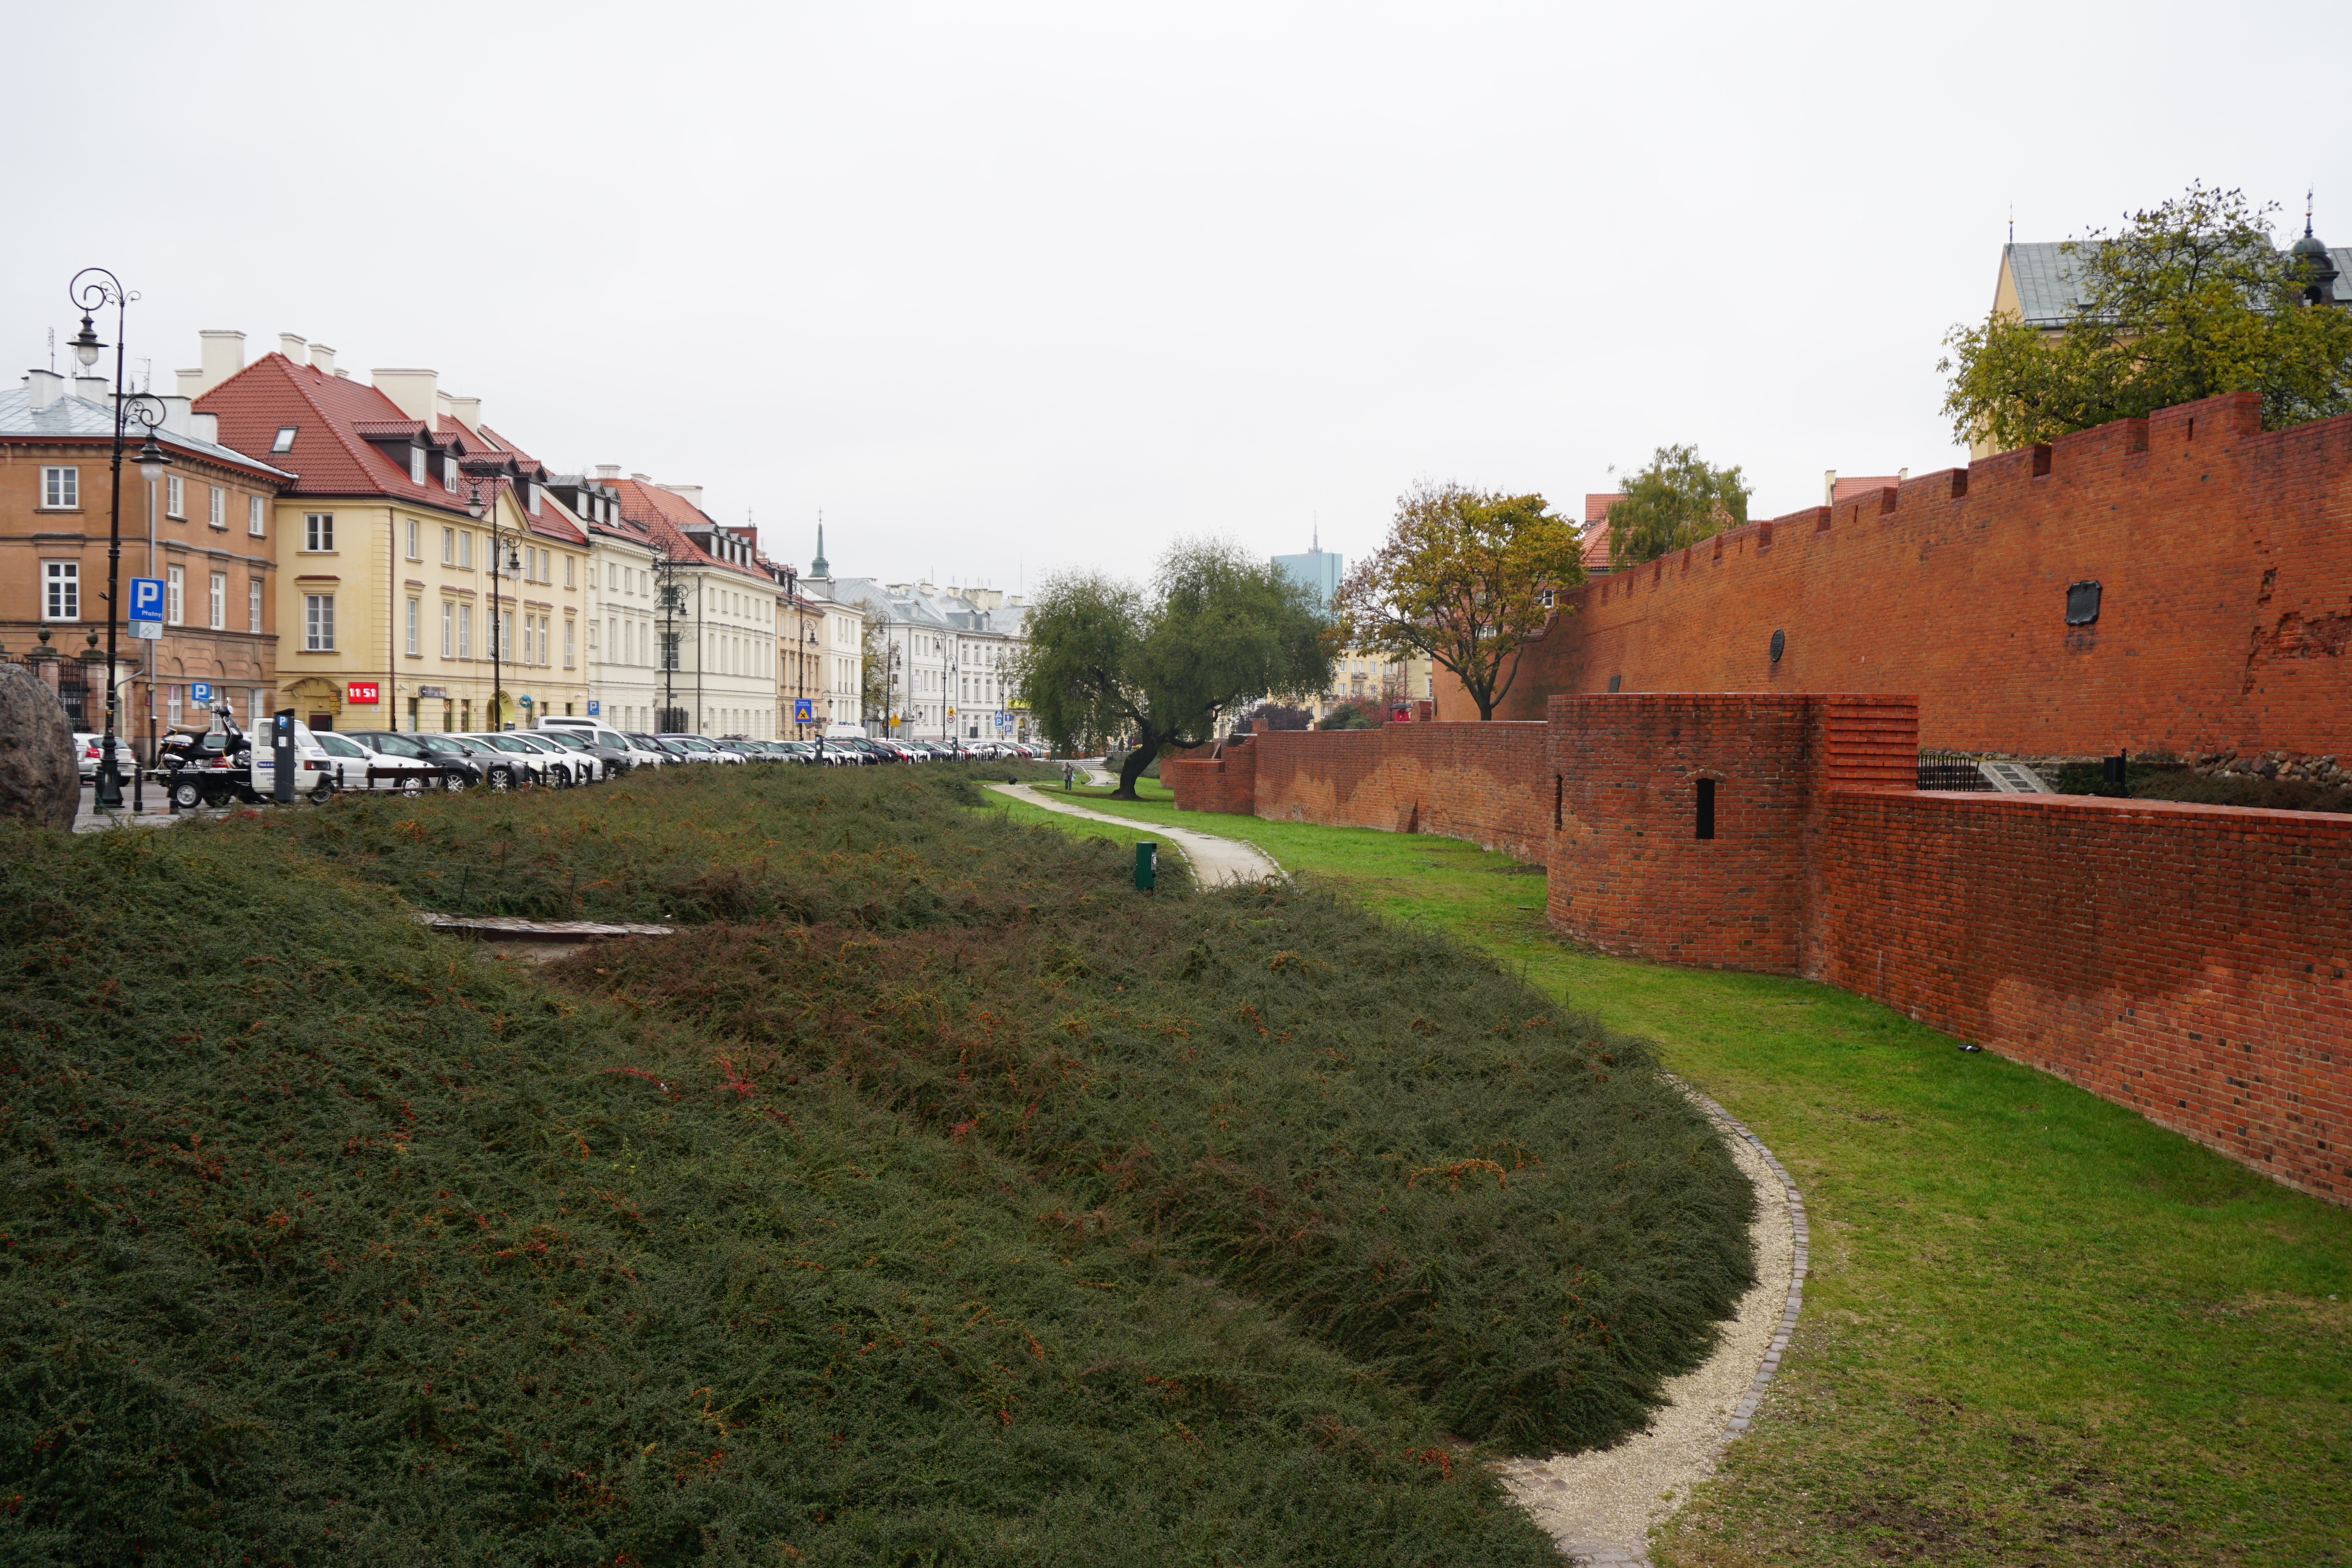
[271, 709, 296, 803]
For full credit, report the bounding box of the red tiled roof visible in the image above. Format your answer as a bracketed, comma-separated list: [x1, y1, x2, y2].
[603, 476, 774, 585]
[196, 353, 480, 516]
[1580, 494, 1623, 571]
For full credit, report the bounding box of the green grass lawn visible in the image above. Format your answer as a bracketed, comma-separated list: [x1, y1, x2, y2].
[1003, 785, 2352, 1567]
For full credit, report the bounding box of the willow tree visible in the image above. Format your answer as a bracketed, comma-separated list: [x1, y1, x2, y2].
[1604, 446, 1752, 567]
[1332, 483, 1582, 721]
[1016, 539, 1332, 798]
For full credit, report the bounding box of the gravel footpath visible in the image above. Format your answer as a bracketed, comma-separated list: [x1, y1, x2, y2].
[986, 782, 1284, 888]
[1496, 1094, 1804, 1564]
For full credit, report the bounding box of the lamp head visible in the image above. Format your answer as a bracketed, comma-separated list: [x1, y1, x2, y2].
[135, 427, 172, 484]
[72, 313, 103, 368]
[465, 480, 485, 519]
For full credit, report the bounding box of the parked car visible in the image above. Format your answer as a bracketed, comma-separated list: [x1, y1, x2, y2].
[530, 727, 631, 778]
[543, 722, 667, 770]
[413, 733, 530, 791]
[72, 731, 139, 783]
[335, 730, 467, 792]
[497, 730, 599, 784]
[457, 733, 566, 787]
[655, 734, 743, 764]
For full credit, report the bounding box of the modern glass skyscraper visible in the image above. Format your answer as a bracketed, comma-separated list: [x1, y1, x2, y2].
[1272, 533, 1342, 607]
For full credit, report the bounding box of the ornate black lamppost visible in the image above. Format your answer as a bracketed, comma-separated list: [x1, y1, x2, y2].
[466, 479, 522, 729]
[68, 269, 173, 809]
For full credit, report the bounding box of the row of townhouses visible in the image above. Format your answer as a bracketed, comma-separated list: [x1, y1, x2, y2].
[2, 329, 1027, 747]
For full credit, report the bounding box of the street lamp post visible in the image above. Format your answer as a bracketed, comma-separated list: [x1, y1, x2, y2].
[781, 564, 801, 737]
[68, 269, 172, 810]
[467, 479, 521, 729]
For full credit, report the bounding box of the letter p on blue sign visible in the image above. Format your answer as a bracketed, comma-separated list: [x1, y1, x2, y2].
[129, 577, 165, 623]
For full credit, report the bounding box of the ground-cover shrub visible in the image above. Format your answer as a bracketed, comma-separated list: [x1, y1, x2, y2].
[1004, 792, 2352, 1566]
[555, 866, 1756, 1452]
[0, 821, 1568, 1566]
[184, 760, 1064, 925]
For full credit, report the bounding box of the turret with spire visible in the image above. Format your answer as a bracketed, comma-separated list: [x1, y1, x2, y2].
[2293, 189, 2339, 307]
[809, 513, 830, 580]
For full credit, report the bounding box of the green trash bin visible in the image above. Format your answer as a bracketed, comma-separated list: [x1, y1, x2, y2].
[1135, 841, 1157, 891]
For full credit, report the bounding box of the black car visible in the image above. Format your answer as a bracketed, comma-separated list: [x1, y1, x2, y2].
[342, 730, 479, 789]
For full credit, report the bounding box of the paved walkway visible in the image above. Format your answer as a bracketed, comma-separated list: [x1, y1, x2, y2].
[988, 782, 1284, 889]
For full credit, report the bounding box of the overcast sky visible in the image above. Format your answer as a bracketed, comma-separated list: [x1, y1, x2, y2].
[11, 1, 2346, 594]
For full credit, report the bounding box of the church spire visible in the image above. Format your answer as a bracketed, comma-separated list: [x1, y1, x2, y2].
[810, 511, 830, 577]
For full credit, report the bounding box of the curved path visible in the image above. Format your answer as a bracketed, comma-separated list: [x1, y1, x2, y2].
[985, 782, 1284, 888]
[1000, 781, 1808, 1566]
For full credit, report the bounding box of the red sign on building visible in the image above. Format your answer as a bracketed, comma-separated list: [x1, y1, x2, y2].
[346, 680, 381, 705]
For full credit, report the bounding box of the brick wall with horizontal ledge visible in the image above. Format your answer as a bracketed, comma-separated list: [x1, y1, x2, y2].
[1436, 392, 2352, 760]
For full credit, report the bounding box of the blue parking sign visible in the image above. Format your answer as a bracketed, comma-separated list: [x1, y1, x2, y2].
[190, 681, 214, 706]
[587, 699, 600, 716]
[129, 577, 165, 623]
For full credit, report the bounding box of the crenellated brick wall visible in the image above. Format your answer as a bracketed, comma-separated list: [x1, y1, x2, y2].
[1439, 393, 2352, 760]
[1162, 736, 1259, 814]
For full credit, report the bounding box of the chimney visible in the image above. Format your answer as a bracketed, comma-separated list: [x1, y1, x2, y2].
[630, 472, 651, 482]
[25, 369, 62, 410]
[188, 329, 245, 396]
[190, 412, 220, 445]
[308, 343, 336, 377]
[370, 367, 440, 423]
[447, 394, 482, 433]
[155, 395, 193, 435]
[278, 333, 308, 363]
[594, 464, 620, 480]
[72, 374, 109, 405]
[658, 483, 706, 513]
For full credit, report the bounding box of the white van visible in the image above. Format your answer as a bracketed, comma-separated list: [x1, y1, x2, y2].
[823, 723, 868, 741]
[537, 716, 667, 769]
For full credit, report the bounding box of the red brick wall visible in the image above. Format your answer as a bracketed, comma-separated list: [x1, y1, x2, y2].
[1163, 737, 1259, 814]
[1810, 790, 2351, 1205]
[1439, 393, 2352, 758]
[1250, 721, 1551, 861]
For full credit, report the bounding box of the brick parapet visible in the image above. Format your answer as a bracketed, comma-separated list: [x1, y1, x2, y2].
[1251, 721, 1549, 859]
[1438, 392, 2351, 760]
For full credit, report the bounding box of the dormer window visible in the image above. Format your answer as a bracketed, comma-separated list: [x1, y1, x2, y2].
[270, 426, 297, 453]
[527, 483, 542, 516]
[443, 454, 459, 493]
[409, 446, 426, 484]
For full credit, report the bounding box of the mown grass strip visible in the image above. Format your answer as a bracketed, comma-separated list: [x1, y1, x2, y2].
[1011, 786, 2352, 1567]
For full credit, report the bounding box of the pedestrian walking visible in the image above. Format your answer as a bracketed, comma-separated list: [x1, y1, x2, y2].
[1062, 760, 1075, 792]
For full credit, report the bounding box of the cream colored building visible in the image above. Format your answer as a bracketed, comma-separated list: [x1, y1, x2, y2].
[192, 334, 587, 731]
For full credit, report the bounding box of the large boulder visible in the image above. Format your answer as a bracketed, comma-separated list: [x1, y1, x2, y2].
[0, 664, 79, 831]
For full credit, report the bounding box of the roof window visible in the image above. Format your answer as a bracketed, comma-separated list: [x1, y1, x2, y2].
[270, 426, 297, 453]
[409, 446, 426, 484]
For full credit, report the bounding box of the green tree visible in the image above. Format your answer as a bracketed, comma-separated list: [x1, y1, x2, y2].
[1334, 483, 1583, 721]
[1015, 539, 1332, 798]
[1940, 182, 2352, 452]
[1605, 446, 1752, 568]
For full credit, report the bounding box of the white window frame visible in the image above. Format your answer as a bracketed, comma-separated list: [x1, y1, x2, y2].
[209, 486, 226, 529]
[42, 560, 79, 620]
[305, 512, 334, 552]
[458, 531, 472, 570]
[270, 426, 296, 453]
[305, 594, 335, 652]
[248, 579, 263, 633]
[248, 494, 266, 536]
[208, 571, 226, 630]
[459, 603, 472, 659]
[442, 600, 455, 658]
[443, 453, 459, 493]
[405, 518, 421, 559]
[166, 566, 185, 626]
[166, 474, 186, 519]
[409, 446, 426, 484]
[40, 466, 79, 509]
[405, 596, 420, 656]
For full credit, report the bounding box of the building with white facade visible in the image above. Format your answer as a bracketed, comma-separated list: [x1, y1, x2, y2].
[599, 470, 779, 737]
[809, 551, 1031, 743]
